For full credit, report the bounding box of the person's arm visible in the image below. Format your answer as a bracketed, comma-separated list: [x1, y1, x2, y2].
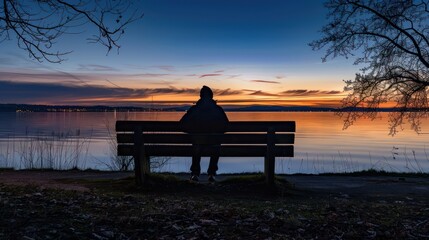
[216, 105, 228, 122]
[179, 106, 195, 133]
[221, 109, 229, 122]
[216, 106, 229, 132]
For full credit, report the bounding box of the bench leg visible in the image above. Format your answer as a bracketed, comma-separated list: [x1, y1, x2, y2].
[134, 154, 150, 186]
[265, 128, 276, 186]
[133, 127, 151, 186]
[142, 155, 150, 184]
[264, 156, 275, 186]
[134, 154, 143, 185]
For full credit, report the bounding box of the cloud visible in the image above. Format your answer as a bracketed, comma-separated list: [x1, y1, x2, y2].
[322, 90, 343, 94]
[152, 65, 175, 71]
[213, 88, 243, 96]
[130, 73, 170, 78]
[0, 70, 179, 91]
[199, 73, 222, 78]
[0, 80, 131, 103]
[0, 71, 93, 85]
[275, 75, 285, 79]
[78, 64, 119, 72]
[281, 89, 343, 96]
[281, 89, 310, 95]
[143, 87, 199, 95]
[0, 80, 240, 105]
[214, 98, 342, 107]
[142, 80, 178, 86]
[227, 75, 241, 79]
[241, 89, 344, 97]
[250, 80, 281, 84]
[187, 64, 215, 68]
[246, 90, 279, 97]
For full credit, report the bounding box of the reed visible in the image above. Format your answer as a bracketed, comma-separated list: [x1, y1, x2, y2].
[3, 128, 91, 170]
[101, 111, 171, 171]
[103, 115, 134, 171]
[0, 136, 14, 168]
[278, 146, 428, 175]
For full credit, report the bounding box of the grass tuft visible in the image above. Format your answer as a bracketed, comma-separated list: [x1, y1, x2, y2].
[220, 173, 266, 184]
[319, 169, 429, 177]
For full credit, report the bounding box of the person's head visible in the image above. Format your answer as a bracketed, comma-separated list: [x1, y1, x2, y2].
[200, 85, 213, 99]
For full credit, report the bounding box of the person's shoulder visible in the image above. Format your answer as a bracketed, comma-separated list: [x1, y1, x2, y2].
[188, 104, 197, 110]
[215, 103, 225, 110]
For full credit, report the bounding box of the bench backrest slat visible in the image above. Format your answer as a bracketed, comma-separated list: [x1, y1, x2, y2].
[116, 121, 296, 132]
[117, 133, 295, 144]
[116, 120, 295, 158]
[118, 145, 293, 157]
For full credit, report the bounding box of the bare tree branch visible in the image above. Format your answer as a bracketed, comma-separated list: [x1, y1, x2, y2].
[0, 0, 143, 63]
[311, 0, 429, 135]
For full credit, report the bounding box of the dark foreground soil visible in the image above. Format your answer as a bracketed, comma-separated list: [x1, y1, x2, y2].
[0, 170, 428, 239]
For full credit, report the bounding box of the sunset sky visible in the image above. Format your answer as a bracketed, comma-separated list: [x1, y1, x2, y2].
[0, 0, 361, 108]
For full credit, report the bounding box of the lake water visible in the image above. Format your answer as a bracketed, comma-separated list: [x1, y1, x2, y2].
[0, 111, 428, 174]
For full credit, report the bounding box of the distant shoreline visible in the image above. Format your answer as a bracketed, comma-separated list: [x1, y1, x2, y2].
[1, 103, 428, 113]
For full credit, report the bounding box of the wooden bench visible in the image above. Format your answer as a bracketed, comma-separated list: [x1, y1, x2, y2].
[116, 121, 295, 186]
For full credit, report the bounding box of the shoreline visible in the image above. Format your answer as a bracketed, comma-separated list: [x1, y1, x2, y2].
[0, 169, 428, 198]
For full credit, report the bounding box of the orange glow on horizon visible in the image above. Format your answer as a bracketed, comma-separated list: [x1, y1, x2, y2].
[63, 92, 404, 109]
[65, 94, 346, 108]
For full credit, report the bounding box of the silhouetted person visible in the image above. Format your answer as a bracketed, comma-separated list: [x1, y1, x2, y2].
[180, 86, 229, 182]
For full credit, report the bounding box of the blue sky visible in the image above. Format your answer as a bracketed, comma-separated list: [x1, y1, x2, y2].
[0, 0, 360, 107]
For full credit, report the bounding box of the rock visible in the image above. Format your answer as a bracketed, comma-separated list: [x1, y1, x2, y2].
[257, 224, 270, 233]
[367, 230, 377, 238]
[101, 230, 115, 238]
[200, 230, 209, 238]
[200, 219, 218, 226]
[172, 224, 182, 231]
[92, 233, 107, 240]
[340, 193, 350, 199]
[186, 224, 201, 230]
[263, 210, 275, 220]
[122, 195, 134, 201]
[276, 208, 289, 215]
[24, 226, 37, 233]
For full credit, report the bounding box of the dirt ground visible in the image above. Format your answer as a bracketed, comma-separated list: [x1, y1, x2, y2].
[0, 170, 132, 191]
[1, 170, 428, 239]
[0, 170, 428, 199]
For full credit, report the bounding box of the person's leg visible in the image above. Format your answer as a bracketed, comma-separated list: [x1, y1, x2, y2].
[190, 144, 201, 176]
[207, 144, 220, 175]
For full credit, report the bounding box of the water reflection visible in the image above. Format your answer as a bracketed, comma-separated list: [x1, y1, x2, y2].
[0, 112, 427, 173]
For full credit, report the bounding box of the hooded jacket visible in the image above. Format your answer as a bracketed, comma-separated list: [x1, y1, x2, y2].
[180, 98, 229, 133]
